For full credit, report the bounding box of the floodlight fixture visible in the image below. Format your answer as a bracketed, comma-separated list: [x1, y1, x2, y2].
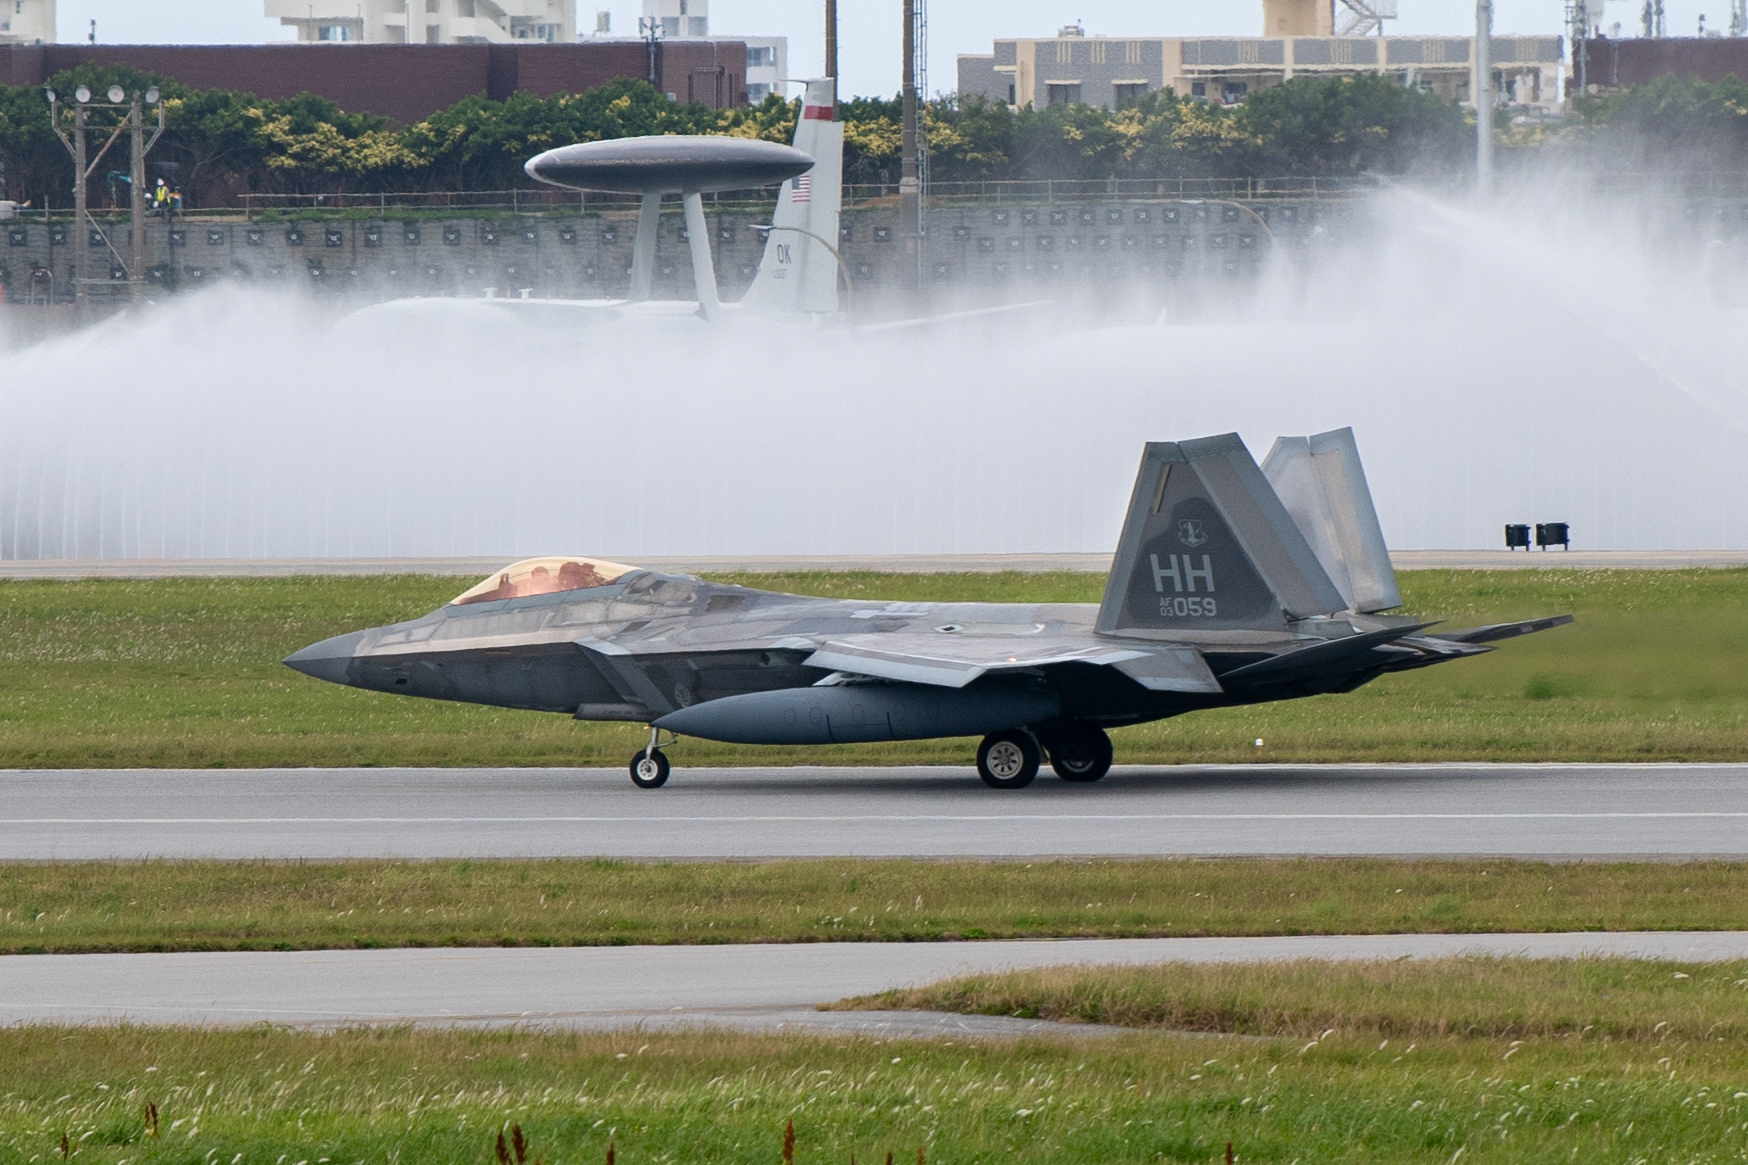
[43, 87, 55, 103]
[107, 85, 125, 104]
[74, 85, 91, 104]
[144, 86, 160, 104]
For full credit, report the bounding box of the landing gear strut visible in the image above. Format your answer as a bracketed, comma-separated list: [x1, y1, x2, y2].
[1045, 724, 1113, 782]
[976, 729, 1040, 789]
[630, 726, 670, 788]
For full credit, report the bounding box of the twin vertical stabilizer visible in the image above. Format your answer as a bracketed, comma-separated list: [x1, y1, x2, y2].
[741, 78, 844, 315]
[1261, 427, 1400, 614]
[1097, 430, 1399, 636]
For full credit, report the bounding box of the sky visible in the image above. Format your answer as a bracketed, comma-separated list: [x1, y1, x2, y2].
[56, 0, 1713, 100]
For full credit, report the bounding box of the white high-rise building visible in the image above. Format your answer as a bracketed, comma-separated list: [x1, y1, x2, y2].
[637, 0, 785, 102]
[266, 0, 575, 44]
[0, 0, 55, 44]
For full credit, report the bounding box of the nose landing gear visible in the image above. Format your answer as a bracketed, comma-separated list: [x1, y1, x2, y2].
[630, 726, 671, 788]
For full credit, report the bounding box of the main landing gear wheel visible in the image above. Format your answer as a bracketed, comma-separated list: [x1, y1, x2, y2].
[977, 729, 1040, 789]
[1048, 726, 1113, 783]
[630, 747, 670, 788]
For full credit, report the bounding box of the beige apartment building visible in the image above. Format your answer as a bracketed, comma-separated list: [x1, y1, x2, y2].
[1, 0, 54, 44]
[267, 0, 574, 43]
[957, 0, 1561, 112]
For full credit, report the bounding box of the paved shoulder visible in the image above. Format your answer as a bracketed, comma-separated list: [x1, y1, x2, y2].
[4, 933, 1742, 1032]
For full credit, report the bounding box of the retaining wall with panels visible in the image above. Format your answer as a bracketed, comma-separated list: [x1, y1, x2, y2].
[0, 199, 1368, 306]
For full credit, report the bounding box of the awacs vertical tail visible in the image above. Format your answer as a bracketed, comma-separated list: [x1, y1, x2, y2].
[1097, 434, 1348, 636]
[740, 78, 844, 315]
[1261, 427, 1400, 614]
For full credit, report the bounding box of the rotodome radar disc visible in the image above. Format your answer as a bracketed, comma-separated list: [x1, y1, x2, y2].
[525, 135, 814, 195]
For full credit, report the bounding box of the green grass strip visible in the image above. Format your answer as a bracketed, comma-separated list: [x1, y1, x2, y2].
[2, 567, 1748, 767]
[833, 955, 1748, 1041]
[4, 858, 1746, 955]
[2, 1017, 1746, 1164]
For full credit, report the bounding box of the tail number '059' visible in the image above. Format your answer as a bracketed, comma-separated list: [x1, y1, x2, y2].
[1160, 596, 1217, 617]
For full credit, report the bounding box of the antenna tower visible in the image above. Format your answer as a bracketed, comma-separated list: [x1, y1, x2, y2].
[1641, 0, 1665, 36]
[1566, 0, 1592, 90]
[913, 0, 928, 283]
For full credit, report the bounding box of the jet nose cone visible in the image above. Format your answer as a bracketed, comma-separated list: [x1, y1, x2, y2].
[283, 630, 365, 686]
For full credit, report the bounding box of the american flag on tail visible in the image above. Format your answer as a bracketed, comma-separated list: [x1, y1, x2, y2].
[792, 174, 811, 203]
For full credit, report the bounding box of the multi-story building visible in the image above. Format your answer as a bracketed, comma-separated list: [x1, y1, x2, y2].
[0, 0, 54, 44]
[636, 0, 785, 102]
[267, 0, 575, 44]
[958, 0, 1562, 112]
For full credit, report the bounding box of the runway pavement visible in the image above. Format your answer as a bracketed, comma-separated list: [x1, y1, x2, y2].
[5, 763, 1747, 860]
[1, 550, 1745, 578]
[5, 932, 1746, 1033]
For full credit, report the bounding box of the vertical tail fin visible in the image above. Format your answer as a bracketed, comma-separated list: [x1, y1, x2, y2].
[1261, 427, 1400, 614]
[740, 78, 844, 315]
[1097, 434, 1348, 636]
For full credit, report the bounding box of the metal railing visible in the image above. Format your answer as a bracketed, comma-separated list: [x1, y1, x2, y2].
[33, 176, 1377, 225]
[234, 187, 789, 219]
[213, 177, 1371, 218]
[845, 176, 1377, 204]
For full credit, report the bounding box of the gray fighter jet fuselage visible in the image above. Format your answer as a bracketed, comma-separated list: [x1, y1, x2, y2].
[285, 431, 1571, 788]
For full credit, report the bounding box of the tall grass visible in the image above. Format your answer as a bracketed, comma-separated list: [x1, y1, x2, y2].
[835, 956, 1748, 1041]
[1, 1019, 1745, 1164]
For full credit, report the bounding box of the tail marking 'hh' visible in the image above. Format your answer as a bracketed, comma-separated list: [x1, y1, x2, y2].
[1097, 434, 1348, 636]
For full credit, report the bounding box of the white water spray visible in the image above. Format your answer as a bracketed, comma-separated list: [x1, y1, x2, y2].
[1, 184, 1745, 559]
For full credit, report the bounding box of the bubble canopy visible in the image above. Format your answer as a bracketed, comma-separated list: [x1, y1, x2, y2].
[450, 557, 639, 606]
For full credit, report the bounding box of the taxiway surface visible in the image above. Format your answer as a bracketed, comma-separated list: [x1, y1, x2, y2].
[4, 763, 1746, 860]
[6, 932, 1746, 1033]
[0, 550, 1743, 578]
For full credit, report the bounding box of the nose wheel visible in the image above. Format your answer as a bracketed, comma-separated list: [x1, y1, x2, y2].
[976, 729, 1040, 789]
[630, 726, 671, 788]
[630, 747, 670, 788]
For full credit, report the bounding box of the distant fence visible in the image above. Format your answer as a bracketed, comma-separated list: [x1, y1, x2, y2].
[26, 176, 1375, 224]
[847, 176, 1378, 204]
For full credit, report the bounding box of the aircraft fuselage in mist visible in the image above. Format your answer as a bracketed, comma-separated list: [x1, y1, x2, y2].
[285, 430, 1570, 788]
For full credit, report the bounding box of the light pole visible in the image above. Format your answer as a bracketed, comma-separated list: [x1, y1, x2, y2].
[48, 83, 164, 307]
[1475, 0, 1493, 195]
[899, 0, 919, 293]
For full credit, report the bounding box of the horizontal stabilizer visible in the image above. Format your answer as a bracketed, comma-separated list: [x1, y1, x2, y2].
[1429, 614, 1575, 644]
[1110, 648, 1223, 693]
[1218, 623, 1432, 685]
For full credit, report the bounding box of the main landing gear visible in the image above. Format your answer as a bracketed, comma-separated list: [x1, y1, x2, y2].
[630, 726, 670, 788]
[975, 724, 1113, 789]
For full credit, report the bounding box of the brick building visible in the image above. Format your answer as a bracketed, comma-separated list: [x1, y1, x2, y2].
[0, 40, 749, 122]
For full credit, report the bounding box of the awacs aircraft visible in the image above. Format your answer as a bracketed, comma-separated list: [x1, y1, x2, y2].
[285, 430, 1571, 788]
[341, 78, 847, 332]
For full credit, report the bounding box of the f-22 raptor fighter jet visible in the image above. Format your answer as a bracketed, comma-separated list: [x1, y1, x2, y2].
[285, 430, 1570, 789]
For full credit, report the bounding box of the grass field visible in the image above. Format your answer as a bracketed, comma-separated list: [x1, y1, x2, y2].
[4, 857, 1746, 955]
[5, 991, 1748, 1165]
[1, 567, 1747, 767]
[835, 955, 1748, 1041]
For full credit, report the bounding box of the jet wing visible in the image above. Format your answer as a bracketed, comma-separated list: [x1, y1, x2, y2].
[803, 633, 1222, 693]
[1428, 614, 1575, 644]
